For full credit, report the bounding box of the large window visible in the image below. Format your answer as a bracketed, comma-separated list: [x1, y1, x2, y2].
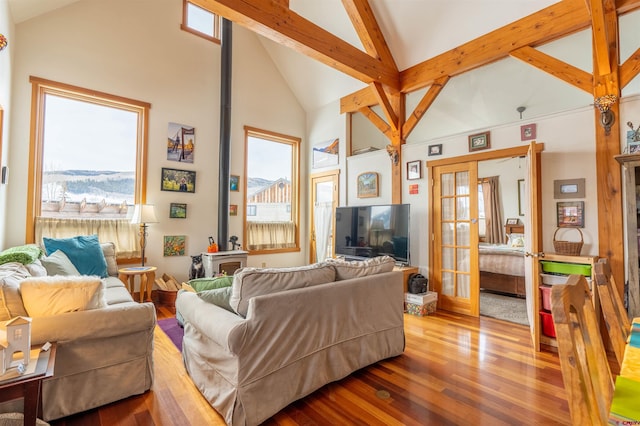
[244, 126, 300, 253]
[27, 77, 150, 257]
[181, 0, 222, 44]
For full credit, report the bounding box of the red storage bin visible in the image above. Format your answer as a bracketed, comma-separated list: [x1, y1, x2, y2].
[539, 285, 552, 311]
[539, 310, 556, 338]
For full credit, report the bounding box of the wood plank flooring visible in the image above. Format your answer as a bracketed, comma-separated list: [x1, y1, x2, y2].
[50, 304, 574, 425]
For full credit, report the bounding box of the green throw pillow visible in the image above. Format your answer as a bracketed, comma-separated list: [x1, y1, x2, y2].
[188, 275, 233, 292]
[0, 244, 44, 266]
[198, 286, 234, 312]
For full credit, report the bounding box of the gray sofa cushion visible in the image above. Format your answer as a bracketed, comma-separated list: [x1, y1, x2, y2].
[325, 255, 395, 280]
[230, 263, 336, 317]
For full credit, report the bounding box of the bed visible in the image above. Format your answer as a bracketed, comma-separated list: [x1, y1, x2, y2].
[479, 242, 526, 297]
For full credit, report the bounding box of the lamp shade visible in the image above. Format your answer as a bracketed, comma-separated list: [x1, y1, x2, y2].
[131, 204, 159, 224]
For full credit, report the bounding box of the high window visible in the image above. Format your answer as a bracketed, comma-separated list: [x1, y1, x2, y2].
[181, 0, 222, 44]
[244, 126, 300, 253]
[27, 77, 150, 257]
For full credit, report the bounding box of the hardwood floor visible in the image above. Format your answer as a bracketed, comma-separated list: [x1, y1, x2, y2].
[51, 304, 574, 426]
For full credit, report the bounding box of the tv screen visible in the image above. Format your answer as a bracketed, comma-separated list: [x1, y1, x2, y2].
[334, 204, 410, 265]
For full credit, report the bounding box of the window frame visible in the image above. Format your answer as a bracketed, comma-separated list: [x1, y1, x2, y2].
[181, 0, 222, 45]
[243, 126, 301, 255]
[26, 76, 150, 243]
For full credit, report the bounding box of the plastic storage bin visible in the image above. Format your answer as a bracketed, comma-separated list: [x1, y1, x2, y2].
[539, 310, 556, 337]
[540, 260, 591, 276]
[539, 285, 552, 311]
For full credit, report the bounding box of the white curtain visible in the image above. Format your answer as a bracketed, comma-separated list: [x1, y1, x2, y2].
[314, 202, 333, 263]
[246, 221, 296, 251]
[35, 217, 139, 258]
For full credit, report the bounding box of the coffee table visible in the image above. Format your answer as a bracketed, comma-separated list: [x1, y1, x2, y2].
[0, 343, 56, 426]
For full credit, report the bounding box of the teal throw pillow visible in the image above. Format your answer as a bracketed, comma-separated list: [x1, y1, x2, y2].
[198, 286, 234, 313]
[0, 244, 44, 266]
[43, 235, 108, 278]
[40, 250, 81, 276]
[188, 275, 233, 292]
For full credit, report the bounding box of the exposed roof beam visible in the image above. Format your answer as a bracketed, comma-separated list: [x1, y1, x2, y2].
[620, 46, 640, 88]
[510, 46, 593, 94]
[590, 0, 616, 76]
[341, 0, 398, 71]
[192, 0, 399, 89]
[358, 106, 392, 138]
[403, 76, 450, 139]
[370, 82, 399, 132]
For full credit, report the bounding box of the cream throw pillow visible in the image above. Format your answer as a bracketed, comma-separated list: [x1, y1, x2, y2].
[20, 275, 106, 317]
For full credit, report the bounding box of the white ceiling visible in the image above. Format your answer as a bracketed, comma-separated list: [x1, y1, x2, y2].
[8, 0, 640, 138]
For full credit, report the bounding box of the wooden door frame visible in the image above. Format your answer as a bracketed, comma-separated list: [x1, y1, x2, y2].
[309, 169, 340, 263]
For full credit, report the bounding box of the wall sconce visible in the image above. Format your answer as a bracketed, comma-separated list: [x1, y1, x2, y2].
[386, 144, 399, 165]
[0, 34, 7, 52]
[594, 94, 617, 135]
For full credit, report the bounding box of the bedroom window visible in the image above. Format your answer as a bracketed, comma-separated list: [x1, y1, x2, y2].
[244, 126, 300, 254]
[27, 76, 150, 257]
[181, 0, 222, 44]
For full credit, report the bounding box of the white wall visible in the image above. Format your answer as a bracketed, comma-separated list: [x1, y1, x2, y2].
[7, 0, 306, 281]
[0, 3, 14, 248]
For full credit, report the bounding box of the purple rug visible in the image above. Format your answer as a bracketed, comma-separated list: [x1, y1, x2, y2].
[157, 317, 184, 351]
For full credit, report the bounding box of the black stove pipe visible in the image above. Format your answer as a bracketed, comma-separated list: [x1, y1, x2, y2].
[218, 19, 232, 250]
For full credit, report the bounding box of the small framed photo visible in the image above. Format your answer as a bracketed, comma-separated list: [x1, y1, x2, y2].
[506, 218, 519, 225]
[230, 175, 240, 192]
[557, 201, 585, 228]
[629, 142, 640, 154]
[406, 160, 421, 180]
[229, 204, 238, 216]
[169, 203, 187, 219]
[161, 168, 196, 193]
[357, 172, 379, 198]
[163, 235, 186, 256]
[428, 144, 442, 156]
[520, 123, 537, 141]
[468, 132, 491, 152]
[553, 178, 585, 199]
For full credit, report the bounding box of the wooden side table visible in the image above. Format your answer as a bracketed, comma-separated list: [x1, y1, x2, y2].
[0, 343, 56, 426]
[118, 266, 157, 302]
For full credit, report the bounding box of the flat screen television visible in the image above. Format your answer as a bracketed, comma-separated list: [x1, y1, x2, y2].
[334, 204, 410, 265]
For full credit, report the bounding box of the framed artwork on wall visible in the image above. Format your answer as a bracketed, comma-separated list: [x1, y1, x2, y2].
[230, 175, 239, 191]
[520, 123, 537, 141]
[557, 201, 585, 228]
[161, 168, 196, 193]
[230, 204, 238, 216]
[468, 132, 491, 151]
[357, 172, 379, 198]
[169, 203, 187, 218]
[406, 160, 421, 180]
[167, 122, 195, 163]
[553, 178, 585, 199]
[163, 235, 186, 256]
[428, 144, 442, 156]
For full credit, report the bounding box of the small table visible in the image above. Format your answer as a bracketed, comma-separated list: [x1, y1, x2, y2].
[0, 343, 56, 426]
[118, 266, 157, 302]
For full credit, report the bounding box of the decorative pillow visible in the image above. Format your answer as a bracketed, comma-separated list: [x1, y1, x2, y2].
[188, 276, 233, 292]
[508, 233, 525, 248]
[40, 250, 81, 276]
[0, 263, 31, 321]
[20, 275, 106, 317]
[325, 255, 395, 280]
[25, 259, 48, 277]
[198, 286, 234, 312]
[0, 244, 44, 266]
[43, 235, 108, 278]
[230, 263, 335, 317]
[100, 242, 118, 277]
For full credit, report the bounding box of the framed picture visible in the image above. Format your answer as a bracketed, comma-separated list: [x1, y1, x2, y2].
[468, 132, 491, 152]
[557, 201, 585, 228]
[167, 122, 195, 163]
[553, 178, 585, 199]
[629, 142, 640, 154]
[229, 204, 238, 216]
[357, 172, 379, 198]
[518, 179, 526, 216]
[161, 168, 196, 193]
[506, 218, 519, 225]
[428, 144, 442, 156]
[163, 235, 186, 256]
[520, 123, 537, 141]
[406, 160, 421, 180]
[169, 203, 187, 219]
[230, 175, 239, 192]
[312, 137, 339, 168]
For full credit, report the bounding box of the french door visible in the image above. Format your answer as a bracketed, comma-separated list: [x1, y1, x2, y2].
[432, 162, 479, 316]
[309, 170, 339, 263]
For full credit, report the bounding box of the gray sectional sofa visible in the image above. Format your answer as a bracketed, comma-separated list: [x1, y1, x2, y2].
[0, 242, 156, 421]
[176, 256, 405, 426]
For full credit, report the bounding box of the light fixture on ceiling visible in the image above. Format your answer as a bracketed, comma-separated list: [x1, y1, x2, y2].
[517, 106, 526, 119]
[594, 94, 618, 135]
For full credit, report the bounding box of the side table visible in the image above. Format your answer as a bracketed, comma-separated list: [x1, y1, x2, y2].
[0, 343, 56, 426]
[118, 266, 157, 302]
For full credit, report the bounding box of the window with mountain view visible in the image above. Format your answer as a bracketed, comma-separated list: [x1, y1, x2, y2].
[27, 76, 149, 256]
[244, 126, 300, 253]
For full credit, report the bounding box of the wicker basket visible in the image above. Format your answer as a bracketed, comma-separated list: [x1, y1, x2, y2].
[553, 227, 584, 255]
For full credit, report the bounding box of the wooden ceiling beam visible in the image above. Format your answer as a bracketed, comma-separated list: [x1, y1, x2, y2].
[590, 0, 615, 76]
[342, 0, 398, 71]
[510, 46, 593, 94]
[403, 75, 450, 139]
[370, 82, 399, 132]
[191, 0, 399, 89]
[358, 106, 392, 139]
[620, 46, 640, 88]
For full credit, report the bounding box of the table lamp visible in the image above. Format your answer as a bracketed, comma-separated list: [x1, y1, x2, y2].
[131, 204, 159, 266]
